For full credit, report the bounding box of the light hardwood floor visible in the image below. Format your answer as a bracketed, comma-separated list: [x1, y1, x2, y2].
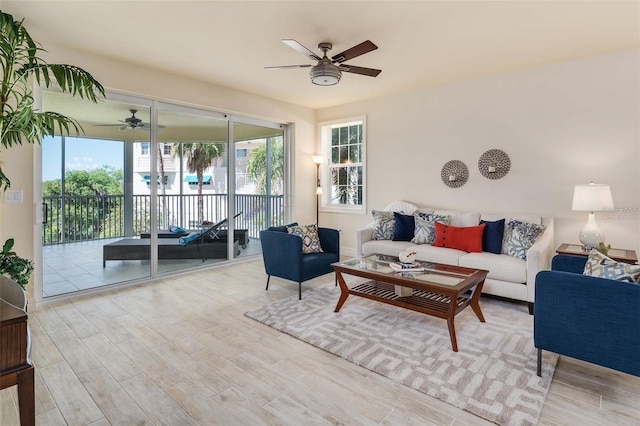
[2, 259, 639, 425]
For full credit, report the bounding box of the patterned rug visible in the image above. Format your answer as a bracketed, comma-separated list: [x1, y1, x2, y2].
[245, 284, 558, 426]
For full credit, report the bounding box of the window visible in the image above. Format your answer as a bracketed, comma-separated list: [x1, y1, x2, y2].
[319, 116, 366, 213]
[140, 142, 149, 155]
[162, 143, 172, 155]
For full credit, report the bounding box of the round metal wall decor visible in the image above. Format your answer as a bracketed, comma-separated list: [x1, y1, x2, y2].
[440, 160, 468, 188]
[478, 149, 510, 180]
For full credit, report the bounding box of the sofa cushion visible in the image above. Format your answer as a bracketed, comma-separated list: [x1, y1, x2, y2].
[413, 244, 467, 265]
[459, 252, 527, 283]
[433, 222, 485, 253]
[372, 210, 395, 240]
[583, 250, 640, 283]
[392, 212, 415, 241]
[362, 240, 416, 258]
[482, 213, 542, 226]
[502, 219, 546, 260]
[480, 218, 505, 254]
[412, 212, 450, 245]
[433, 210, 480, 227]
[287, 224, 324, 254]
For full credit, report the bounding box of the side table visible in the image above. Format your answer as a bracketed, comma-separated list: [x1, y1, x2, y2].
[556, 243, 638, 264]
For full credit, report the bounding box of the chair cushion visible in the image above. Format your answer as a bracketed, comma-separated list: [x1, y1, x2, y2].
[413, 244, 467, 265]
[287, 224, 323, 254]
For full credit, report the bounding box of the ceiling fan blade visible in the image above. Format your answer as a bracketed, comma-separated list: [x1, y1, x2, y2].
[340, 65, 382, 77]
[264, 64, 313, 70]
[332, 40, 378, 63]
[282, 39, 321, 61]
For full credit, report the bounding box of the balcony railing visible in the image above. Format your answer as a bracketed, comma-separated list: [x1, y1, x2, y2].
[42, 194, 285, 245]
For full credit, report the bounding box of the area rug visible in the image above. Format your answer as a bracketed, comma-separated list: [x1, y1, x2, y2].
[245, 284, 558, 426]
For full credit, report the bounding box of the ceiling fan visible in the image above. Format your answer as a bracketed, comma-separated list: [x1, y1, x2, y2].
[95, 109, 150, 131]
[265, 39, 381, 86]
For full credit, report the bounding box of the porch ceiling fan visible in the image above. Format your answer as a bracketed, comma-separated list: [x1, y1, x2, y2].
[95, 109, 151, 131]
[265, 39, 381, 86]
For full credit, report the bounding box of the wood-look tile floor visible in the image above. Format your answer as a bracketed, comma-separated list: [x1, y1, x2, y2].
[2, 259, 639, 425]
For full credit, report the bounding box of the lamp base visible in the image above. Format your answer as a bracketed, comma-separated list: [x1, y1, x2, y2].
[579, 212, 604, 251]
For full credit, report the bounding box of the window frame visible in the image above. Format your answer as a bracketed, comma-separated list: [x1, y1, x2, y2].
[318, 115, 366, 215]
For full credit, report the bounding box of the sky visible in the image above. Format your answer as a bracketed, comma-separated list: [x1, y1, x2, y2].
[42, 136, 124, 181]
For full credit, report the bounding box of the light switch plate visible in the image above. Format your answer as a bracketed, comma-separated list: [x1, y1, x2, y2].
[4, 189, 23, 203]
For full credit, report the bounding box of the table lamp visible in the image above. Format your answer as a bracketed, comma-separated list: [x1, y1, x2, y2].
[571, 182, 614, 250]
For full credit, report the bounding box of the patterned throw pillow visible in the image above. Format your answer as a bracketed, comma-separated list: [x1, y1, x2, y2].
[287, 224, 324, 254]
[372, 210, 395, 240]
[502, 219, 546, 260]
[583, 250, 640, 282]
[411, 213, 450, 245]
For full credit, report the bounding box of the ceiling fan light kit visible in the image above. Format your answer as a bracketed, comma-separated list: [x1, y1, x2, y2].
[266, 39, 381, 86]
[310, 62, 342, 86]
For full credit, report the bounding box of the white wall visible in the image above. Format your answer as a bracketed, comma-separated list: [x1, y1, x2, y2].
[317, 49, 640, 256]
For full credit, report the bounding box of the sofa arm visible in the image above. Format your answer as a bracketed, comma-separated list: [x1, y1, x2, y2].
[534, 270, 640, 377]
[356, 226, 374, 257]
[525, 216, 555, 303]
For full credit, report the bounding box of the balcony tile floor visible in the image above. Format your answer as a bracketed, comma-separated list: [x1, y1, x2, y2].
[43, 237, 262, 297]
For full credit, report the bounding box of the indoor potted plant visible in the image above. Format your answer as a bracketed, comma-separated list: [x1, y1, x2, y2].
[0, 10, 104, 290]
[0, 238, 33, 290]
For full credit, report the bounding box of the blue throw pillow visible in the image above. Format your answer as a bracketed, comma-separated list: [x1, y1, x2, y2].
[480, 218, 505, 254]
[392, 212, 415, 242]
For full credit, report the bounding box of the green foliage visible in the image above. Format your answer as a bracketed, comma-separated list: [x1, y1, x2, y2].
[596, 242, 611, 255]
[246, 141, 283, 195]
[41, 166, 123, 244]
[0, 238, 33, 289]
[0, 11, 105, 190]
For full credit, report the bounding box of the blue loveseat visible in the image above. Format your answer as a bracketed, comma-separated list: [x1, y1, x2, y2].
[260, 224, 340, 299]
[534, 255, 640, 377]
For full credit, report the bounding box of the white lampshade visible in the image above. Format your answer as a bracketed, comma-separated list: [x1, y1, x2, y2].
[572, 182, 614, 212]
[312, 155, 323, 165]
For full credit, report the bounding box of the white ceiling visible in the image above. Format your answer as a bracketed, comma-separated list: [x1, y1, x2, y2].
[4, 1, 639, 109]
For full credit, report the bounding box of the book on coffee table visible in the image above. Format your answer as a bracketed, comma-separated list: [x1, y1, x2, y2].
[389, 262, 424, 273]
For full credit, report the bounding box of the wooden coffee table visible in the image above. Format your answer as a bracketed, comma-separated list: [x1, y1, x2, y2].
[332, 254, 489, 352]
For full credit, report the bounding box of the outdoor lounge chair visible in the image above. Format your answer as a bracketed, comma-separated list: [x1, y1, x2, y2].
[139, 212, 249, 248]
[103, 218, 239, 266]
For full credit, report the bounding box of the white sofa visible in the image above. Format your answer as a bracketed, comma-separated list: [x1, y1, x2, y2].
[356, 205, 555, 313]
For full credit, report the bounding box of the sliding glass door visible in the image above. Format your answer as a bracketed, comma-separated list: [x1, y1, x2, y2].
[39, 90, 289, 299]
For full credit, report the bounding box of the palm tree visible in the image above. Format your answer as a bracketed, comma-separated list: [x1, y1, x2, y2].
[246, 140, 283, 195]
[0, 11, 104, 190]
[172, 143, 224, 224]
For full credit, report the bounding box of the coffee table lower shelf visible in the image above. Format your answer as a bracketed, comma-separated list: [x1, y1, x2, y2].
[349, 281, 472, 318]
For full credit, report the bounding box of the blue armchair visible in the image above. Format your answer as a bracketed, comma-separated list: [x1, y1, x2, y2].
[260, 224, 340, 299]
[534, 255, 640, 377]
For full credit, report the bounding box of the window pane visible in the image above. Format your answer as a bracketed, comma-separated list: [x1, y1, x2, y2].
[349, 125, 359, 144]
[339, 146, 348, 163]
[339, 127, 348, 143]
[348, 145, 360, 163]
[331, 146, 339, 164]
[331, 128, 339, 146]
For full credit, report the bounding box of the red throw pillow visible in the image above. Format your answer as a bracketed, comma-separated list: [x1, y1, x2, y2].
[433, 222, 485, 253]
